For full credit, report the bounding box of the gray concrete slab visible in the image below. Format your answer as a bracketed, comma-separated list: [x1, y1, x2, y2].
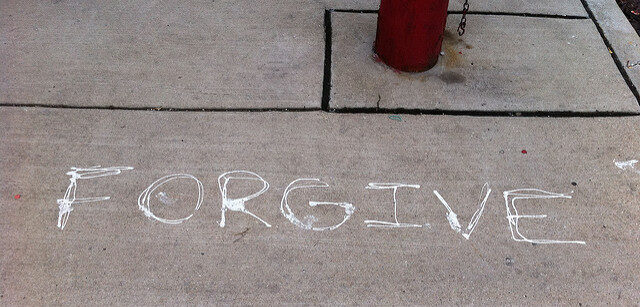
[317, 0, 588, 16]
[585, 0, 640, 99]
[330, 12, 639, 112]
[447, 0, 587, 16]
[0, 1, 324, 109]
[2, 0, 640, 304]
[1, 107, 639, 305]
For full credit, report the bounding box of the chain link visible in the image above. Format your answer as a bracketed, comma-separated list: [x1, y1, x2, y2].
[457, 0, 469, 36]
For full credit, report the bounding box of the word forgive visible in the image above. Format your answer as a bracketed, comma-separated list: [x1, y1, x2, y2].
[56, 166, 587, 245]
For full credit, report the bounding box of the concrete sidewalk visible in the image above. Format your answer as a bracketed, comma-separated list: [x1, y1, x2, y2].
[1, 0, 640, 305]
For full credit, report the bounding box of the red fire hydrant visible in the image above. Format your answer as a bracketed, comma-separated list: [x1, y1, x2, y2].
[374, 0, 450, 72]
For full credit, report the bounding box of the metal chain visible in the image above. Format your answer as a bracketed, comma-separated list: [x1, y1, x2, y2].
[457, 0, 469, 36]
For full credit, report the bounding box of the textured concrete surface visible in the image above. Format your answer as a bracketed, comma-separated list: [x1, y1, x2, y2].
[1, 107, 639, 305]
[2, 0, 640, 305]
[0, 1, 324, 109]
[447, 0, 587, 16]
[330, 12, 639, 112]
[586, 0, 640, 96]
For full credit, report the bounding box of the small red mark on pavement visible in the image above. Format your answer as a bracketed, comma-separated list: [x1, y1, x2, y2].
[521, 150, 527, 154]
[14, 194, 21, 200]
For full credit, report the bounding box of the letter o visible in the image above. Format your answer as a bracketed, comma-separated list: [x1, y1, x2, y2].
[138, 174, 204, 224]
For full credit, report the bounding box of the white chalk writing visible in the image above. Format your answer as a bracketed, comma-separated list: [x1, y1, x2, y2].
[280, 178, 355, 231]
[364, 183, 426, 228]
[504, 189, 585, 245]
[57, 166, 133, 230]
[433, 182, 491, 239]
[138, 174, 204, 224]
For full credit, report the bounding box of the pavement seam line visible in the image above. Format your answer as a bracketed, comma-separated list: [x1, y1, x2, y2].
[321, 9, 332, 111]
[2, 104, 639, 117]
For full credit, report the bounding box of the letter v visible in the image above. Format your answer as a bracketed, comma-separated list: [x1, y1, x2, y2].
[433, 183, 491, 240]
